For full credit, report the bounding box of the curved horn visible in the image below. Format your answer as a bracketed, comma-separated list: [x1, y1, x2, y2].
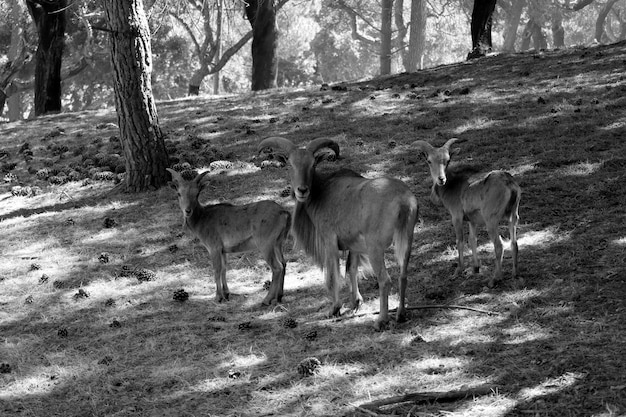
[166, 168, 182, 183]
[442, 137, 459, 150]
[258, 136, 296, 158]
[411, 140, 435, 155]
[193, 170, 210, 187]
[306, 137, 340, 158]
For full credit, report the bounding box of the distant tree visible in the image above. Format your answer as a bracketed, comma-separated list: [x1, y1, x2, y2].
[501, 0, 525, 52]
[245, 0, 279, 90]
[467, 0, 498, 59]
[26, 0, 67, 115]
[407, 0, 427, 71]
[380, 0, 393, 74]
[101, 0, 169, 192]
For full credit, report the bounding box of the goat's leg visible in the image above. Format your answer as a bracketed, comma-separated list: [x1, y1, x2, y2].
[486, 222, 503, 288]
[509, 215, 519, 279]
[261, 244, 286, 306]
[452, 218, 465, 277]
[468, 222, 480, 274]
[346, 251, 364, 312]
[368, 249, 391, 331]
[212, 251, 229, 302]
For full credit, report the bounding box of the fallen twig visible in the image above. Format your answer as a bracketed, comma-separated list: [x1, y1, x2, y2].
[359, 384, 498, 411]
[390, 304, 500, 316]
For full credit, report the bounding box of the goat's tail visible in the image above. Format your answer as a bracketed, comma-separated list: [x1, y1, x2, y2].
[393, 200, 419, 272]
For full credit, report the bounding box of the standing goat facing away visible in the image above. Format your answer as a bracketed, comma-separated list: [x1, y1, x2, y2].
[411, 138, 521, 288]
[166, 168, 291, 305]
[258, 137, 419, 330]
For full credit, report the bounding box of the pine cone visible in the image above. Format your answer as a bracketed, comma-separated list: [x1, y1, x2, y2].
[303, 329, 317, 341]
[238, 321, 252, 331]
[279, 316, 298, 329]
[29, 263, 41, 271]
[103, 217, 116, 228]
[297, 357, 321, 377]
[104, 298, 116, 307]
[173, 289, 189, 302]
[135, 268, 156, 282]
[98, 253, 110, 263]
[109, 320, 121, 328]
[39, 274, 49, 284]
[57, 328, 68, 338]
[0, 363, 11, 374]
[73, 289, 90, 300]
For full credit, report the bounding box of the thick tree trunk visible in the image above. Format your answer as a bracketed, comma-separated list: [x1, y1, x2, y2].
[502, 0, 525, 52]
[26, 0, 67, 116]
[595, 0, 620, 43]
[408, 0, 427, 71]
[245, 0, 278, 91]
[468, 0, 498, 59]
[521, 18, 546, 51]
[102, 0, 169, 192]
[380, 0, 393, 75]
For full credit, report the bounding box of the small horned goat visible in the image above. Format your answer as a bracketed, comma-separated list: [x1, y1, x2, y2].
[258, 137, 419, 330]
[167, 168, 291, 305]
[412, 138, 521, 287]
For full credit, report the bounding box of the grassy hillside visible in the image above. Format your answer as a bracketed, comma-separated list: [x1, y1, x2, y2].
[1, 41, 625, 417]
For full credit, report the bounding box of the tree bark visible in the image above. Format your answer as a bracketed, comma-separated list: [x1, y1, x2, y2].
[26, 0, 67, 116]
[245, 0, 278, 91]
[408, 0, 427, 71]
[101, 0, 169, 192]
[521, 18, 546, 50]
[595, 0, 620, 43]
[468, 0, 498, 59]
[551, 9, 565, 48]
[380, 0, 393, 75]
[502, 0, 525, 52]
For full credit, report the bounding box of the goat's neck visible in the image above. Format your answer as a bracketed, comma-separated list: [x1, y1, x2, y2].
[432, 179, 465, 210]
[182, 204, 205, 234]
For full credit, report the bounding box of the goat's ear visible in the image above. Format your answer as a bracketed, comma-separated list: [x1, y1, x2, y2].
[450, 147, 461, 157]
[168, 180, 178, 190]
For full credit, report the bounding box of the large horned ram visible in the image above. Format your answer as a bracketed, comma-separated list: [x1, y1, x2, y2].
[258, 137, 419, 330]
[411, 138, 521, 287]
[167, 168, 291, 305]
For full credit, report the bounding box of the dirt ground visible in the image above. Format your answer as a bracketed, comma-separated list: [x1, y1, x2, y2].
[1, 41, 625, 416]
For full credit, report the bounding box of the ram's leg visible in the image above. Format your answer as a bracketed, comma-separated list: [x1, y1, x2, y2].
[346, 251, 364, 312]
[323, 245, 343, 317]
[261, 244, 286, 306]
[509, 215, 519, 279]
[468, 222, 480, 274]
[368, 248, 391, 331]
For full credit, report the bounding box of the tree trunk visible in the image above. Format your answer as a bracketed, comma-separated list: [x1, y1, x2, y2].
[408, 0, 427, 71]
[551, 8, 565, 48]
[502, 0, 525, 52]
[102, 0, 169, 192]
[521, 18, 546, 51]
[245, 0, 278, 91]
[595, 0, 620, 43]
[26, 0, 67, 116]
[468, 0, 498, 59]
[380, 0, 393, 75]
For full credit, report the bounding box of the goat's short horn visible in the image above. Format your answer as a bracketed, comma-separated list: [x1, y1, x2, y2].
[258, 136, 296, 156]
[411, 140, 435, 154]
[443, 138, 459, 149]
[306, 137, 340, 158]
[166, 168, 182, 182]
[193, 170, 210, 185]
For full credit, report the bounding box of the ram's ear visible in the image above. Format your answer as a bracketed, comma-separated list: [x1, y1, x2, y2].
[450, 147, 461, 157]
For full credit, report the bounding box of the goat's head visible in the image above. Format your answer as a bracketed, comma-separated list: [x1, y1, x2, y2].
[166, 168, 210, 218]
[258, 136, 340, 203]
[412, 138, 460, 186]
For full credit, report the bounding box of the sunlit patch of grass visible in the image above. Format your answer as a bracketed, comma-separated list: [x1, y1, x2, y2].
[557, 161, 602, 177]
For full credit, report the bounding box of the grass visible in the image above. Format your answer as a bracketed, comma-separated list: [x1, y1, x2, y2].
[1, 41, 626, 416]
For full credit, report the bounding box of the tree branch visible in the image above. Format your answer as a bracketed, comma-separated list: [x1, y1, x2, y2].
[358, 384, 498, 412]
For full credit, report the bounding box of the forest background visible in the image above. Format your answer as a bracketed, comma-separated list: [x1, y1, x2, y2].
[1, 0, 625, 121]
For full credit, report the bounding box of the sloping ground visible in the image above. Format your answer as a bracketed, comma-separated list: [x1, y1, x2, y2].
[0, 41, 625, 417]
